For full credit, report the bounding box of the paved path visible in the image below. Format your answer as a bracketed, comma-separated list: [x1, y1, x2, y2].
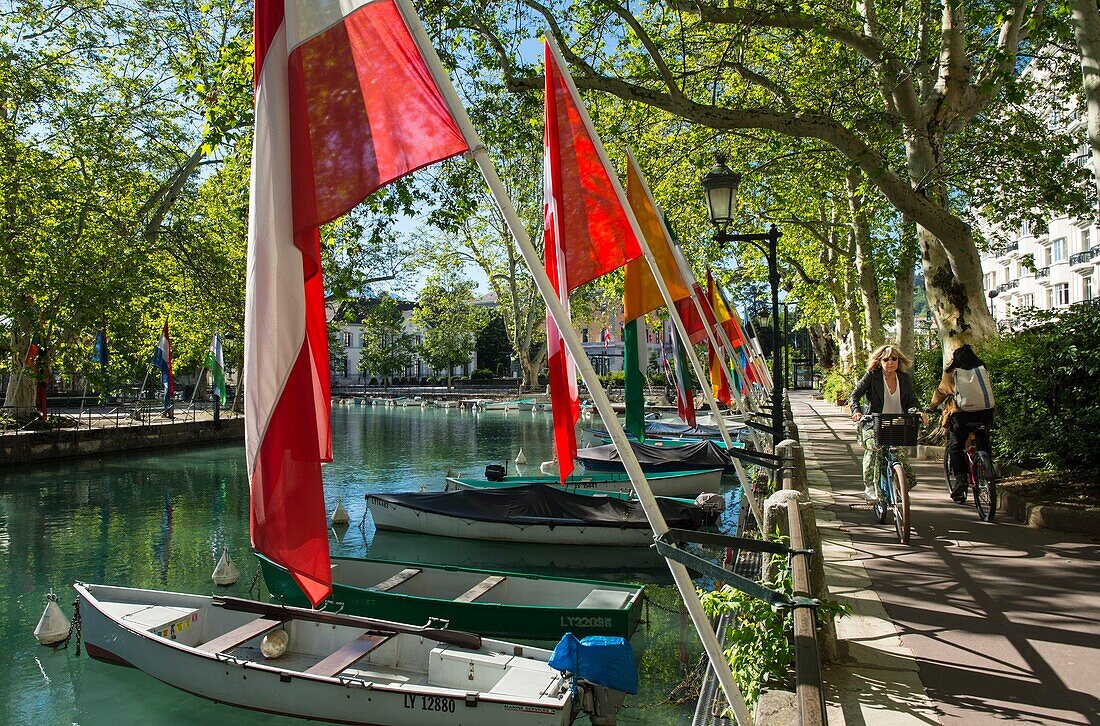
[790, 390, 1100, 726]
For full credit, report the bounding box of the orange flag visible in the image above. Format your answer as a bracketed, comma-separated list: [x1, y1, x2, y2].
[623, 155, 690, 321]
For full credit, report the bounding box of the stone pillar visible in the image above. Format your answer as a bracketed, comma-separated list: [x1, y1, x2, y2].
[775, 439, 807, 495]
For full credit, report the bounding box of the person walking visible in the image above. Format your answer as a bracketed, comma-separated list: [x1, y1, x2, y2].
[929, 344, 996, 503]
[850, 344, 922, 502]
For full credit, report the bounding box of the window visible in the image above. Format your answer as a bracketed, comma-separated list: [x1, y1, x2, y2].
[342, 332, 352, 347]
[1054, 283, 1070, 307]
[1083, 228, 1092, 251]
[1021, 220, 1030, 237]
[1085, 276, 1094, 302]
[984, 272, 997, 290]
[1046, 287, 1054, 309]
[1044, 244, 1053, 266]
[1052, 237, 1066, 262]
[1020, 293, 1034, 308]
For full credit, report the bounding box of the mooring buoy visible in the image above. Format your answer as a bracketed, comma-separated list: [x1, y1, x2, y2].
[330, 500, 350, 525]
[34, 592, 70, 645]
[514, 448, 527, 465]
[212, 547, 240, 586]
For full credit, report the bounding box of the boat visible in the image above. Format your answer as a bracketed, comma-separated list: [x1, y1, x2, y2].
[257, 552, 644, 640]
[74, 582, 622, 726]
[479, 399, 528, 411]
[446, 467, 723, 497]
[368, 484, 704, 546]
[368, 531, 674, 585]
[577, 440, 734, 474]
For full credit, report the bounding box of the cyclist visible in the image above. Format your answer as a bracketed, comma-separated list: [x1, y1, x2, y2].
[929, 344, 995, 503]
[850, 344, 924, 502]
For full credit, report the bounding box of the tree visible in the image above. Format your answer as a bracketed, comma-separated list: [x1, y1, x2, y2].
[412, 268, 487, 389]
[443, 1, 1088, 362]
[356, 295, 415, 385]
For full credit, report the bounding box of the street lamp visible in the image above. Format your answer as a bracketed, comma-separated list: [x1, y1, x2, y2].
[702, 153, 784, 446]
[987, 289, 999, 323]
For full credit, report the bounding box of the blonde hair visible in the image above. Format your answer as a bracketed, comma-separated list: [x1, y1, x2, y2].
[867, 343, 912, 372]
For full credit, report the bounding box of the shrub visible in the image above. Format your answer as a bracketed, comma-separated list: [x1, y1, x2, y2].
[599, 370, 625, 386]
[471, 368, 494, 380]
[982, 304, 1100, 473]
[368, 377, 378, 386]
[822, 367, 857, 404]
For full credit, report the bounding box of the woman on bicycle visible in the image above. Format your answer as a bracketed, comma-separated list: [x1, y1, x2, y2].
[849, 344, 921, 502]
[929, 344, 995, 503]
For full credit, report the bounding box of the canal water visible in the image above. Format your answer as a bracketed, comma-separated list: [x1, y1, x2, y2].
[0, 404, 738, 725]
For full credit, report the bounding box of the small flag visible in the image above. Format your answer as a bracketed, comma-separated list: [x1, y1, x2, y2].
[92, 329, 109, 368]
[623, 318, 648, 440]
[205, 332, 227, 405]
[150, 321, 174, 412]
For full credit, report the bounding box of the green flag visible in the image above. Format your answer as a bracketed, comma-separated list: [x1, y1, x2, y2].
[623, 318, 647, 441]
[204, 332, 227, 405]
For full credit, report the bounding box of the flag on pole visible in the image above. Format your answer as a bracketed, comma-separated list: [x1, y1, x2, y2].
[92, 329, 109, 368]
[248, 0, 469, 606]
[543, 40, 643, 483]
[623, 318, 648, 440]
[707, 272, 744, 348]
[205, 332, 227, 405]
[709, 340, 732, 407]
[150, 321, 174, 412]
[623, 156, 689, 322]
[671, 327, 696, 427]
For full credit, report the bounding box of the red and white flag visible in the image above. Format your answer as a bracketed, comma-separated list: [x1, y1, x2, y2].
[543, 41, 642, 483]
[247, 0, 468, 606]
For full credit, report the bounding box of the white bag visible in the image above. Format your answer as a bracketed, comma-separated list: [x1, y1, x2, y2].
[953, 366, 995, 411]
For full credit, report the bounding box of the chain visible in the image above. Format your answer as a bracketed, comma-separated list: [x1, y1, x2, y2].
[247, 567, 262, 599]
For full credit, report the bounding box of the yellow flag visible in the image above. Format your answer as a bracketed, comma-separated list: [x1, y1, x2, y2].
[623, 156, 690, 321]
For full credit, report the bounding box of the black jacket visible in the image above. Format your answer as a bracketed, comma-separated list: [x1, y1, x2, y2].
[849, 369, 919, 416]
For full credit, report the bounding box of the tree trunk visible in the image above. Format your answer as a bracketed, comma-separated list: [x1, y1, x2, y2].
[895, 224, 918, 361]
[905, 138, 996, 364]
[3, 326, 35, 410]
[847, 168, 884, 349]
[1069, 0, 1100, 221]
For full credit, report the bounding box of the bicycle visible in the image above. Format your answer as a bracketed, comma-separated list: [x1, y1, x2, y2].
[941, 420, 997, 522]
[861, 412, 920, 544]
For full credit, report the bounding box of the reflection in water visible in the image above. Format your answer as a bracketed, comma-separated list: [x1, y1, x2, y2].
[0, 406, 711, 724]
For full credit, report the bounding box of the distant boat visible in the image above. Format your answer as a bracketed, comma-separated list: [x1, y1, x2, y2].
[257, 552, 644, 640]
[368, 484, 704, 546]
[577, 440, 734, 475]
[446, 468, 723, 497]
[75, 582, 609, 726]
[479, 398, 535, 411]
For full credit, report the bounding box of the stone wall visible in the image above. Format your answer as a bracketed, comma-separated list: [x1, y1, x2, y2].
[0, 418, 244, 466]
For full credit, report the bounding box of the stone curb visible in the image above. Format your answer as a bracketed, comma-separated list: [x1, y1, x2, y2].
[998, 487, 1100, 536]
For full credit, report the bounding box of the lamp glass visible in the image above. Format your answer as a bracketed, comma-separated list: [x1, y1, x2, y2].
[701, 157, 741, 231]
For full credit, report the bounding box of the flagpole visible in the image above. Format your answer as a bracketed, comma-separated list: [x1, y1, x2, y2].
[393, 4, 751, 722]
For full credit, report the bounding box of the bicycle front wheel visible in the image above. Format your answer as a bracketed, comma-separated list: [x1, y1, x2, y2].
[974, 451, 997, 522]
[892, 462, 910, 544]
[942, 447, 954, 495]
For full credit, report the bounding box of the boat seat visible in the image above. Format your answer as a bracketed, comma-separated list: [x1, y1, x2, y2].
[197, 616, 283, 654]
[304, 632, 390, 677]
[577, 588, 632, 610]
[371, 568, 421, 592]
[454, 575, 506, 603]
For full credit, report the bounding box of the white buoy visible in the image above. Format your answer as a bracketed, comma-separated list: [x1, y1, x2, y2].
[330, 500, 350, 526]
[515, 448, 527, 465]
[34, 592, 70, 645]
[261, 629, 289, 659]
[212, 547, 240, 586]
[539, 459, 559, 476]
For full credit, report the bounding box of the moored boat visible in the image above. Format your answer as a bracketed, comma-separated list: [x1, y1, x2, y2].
[577, 440, 734, 474]
[75, 582, 617, 726]
[257, 553, 644, 640]
[368, 484, 704, 546]
[446, 467, 723, 497]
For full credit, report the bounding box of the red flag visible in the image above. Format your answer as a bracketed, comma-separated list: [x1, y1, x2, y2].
[674, 284, 714, 345]
[708, 271, 744, 348]
[248, 0, 468, 606]
[672, 328, 696, 427]
[709, 342, 732, 407]
[543, 40, 643, 482]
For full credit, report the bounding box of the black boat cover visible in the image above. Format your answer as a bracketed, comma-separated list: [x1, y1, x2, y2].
[368, 485, 703, 530]
[576, 440, 731, 470]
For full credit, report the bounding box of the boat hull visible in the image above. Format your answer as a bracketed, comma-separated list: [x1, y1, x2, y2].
[258, 554, 643, 640]
[368, 496, 657, 546]
[76, 584, 572, 726]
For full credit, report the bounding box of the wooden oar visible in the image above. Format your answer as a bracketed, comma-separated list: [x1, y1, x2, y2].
[212, 596, 482, 650]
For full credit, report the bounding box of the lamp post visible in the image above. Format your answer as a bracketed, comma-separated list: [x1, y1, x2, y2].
[702, 153, 784, 446]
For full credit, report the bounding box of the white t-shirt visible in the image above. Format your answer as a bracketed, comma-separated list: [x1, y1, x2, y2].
[882, 375, 903, 414]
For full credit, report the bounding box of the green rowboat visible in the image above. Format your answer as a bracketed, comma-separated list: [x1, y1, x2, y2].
[256, 552, 644, 641]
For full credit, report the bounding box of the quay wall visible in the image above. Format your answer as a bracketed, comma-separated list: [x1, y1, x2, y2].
[0, 418, 244, 466]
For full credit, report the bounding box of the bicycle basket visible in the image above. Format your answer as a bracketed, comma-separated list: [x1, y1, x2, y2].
[873, 413, 920, 447]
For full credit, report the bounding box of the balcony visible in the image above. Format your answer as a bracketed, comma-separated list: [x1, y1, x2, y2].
[1069, 247, 1100, 266]
[997, 279, 1020, 293]
[996, 241, 1019, 257]
[1035, 267, 1051, 278]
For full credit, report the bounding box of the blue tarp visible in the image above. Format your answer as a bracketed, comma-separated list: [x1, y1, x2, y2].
[549, 633, 638, 694]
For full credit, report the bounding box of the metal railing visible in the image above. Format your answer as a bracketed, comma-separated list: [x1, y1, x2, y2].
[1, 398, 237, 435]
[1069, 247, 1099, 266]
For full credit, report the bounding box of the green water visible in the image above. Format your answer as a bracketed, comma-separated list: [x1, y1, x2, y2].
[0, 405, 726, 725]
